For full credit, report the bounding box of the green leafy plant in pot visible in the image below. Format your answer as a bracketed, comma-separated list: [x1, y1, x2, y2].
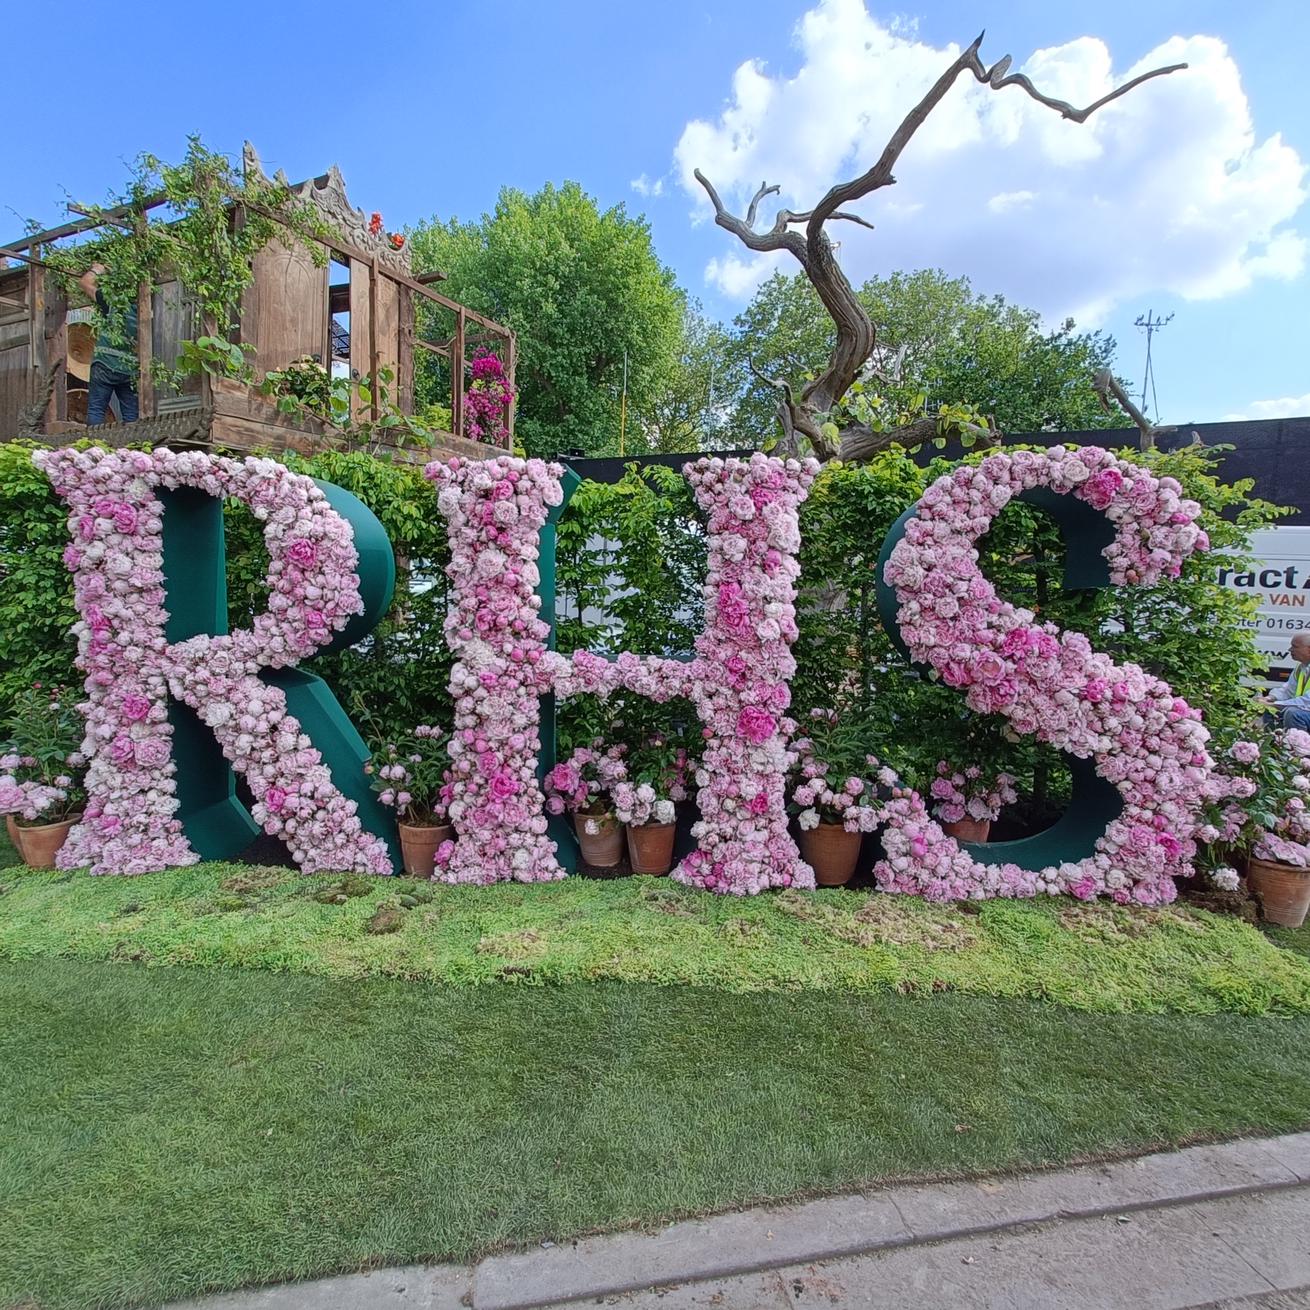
[789, 707, 889, 887]
[1197, 729, 1310, 928]
[544, 742, 630, 869]
[0, 684, 87, 868]
[367, 724, 452, 878]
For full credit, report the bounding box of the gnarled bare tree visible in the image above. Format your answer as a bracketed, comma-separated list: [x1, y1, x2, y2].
[695, 33, 1187, 461]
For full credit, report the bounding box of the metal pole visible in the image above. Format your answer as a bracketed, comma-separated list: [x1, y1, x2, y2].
[619, 348, 628, 456]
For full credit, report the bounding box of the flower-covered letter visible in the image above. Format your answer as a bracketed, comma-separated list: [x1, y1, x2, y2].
[878, 446, 1215, 905]
[429, 453, 819, 893]
[37, 447, 394, 876]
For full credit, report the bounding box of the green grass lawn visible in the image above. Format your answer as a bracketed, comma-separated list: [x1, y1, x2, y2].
[3, 860, 1310, 1309]
[2, 863, 1309, 1015]
[4, 957, 1310, 1310]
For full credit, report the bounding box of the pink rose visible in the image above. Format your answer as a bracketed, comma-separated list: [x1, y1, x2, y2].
[121, 694, 151, 723]
[286, 538, 317, 568]
[489, 770, 519, 801]
[737, 706, 776, 745]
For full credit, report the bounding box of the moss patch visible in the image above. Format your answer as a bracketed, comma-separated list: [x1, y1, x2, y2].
[1, 864, 1309, 1015]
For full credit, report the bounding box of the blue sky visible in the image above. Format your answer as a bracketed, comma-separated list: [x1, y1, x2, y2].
[6, 0, 1307, 426]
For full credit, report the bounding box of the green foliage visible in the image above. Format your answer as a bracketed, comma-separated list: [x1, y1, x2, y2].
[553, 463, 705, 753]
[725, 269, 1120, 447]
[40, 137, 334, 387]
[554, 463, 704, 657]
[1, 684, 86, 821]
[174, 333, 255, 384]
[409, 182, 686, 458]
[637, 302, 737, 453]
[0, 441, 80, 704]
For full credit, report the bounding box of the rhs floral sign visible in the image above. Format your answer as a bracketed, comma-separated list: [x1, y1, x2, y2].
[28, 441, 1249, 905]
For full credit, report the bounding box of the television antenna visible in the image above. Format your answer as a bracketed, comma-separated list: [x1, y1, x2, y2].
[1133, 310, 1173, 423]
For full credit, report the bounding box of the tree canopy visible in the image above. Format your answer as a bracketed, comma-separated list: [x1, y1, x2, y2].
[721, 269, 1119, 449]
[409, 182, 686, 459]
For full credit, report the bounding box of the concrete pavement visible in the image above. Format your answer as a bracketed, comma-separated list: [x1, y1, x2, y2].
[166, 1131, 1310, 1310]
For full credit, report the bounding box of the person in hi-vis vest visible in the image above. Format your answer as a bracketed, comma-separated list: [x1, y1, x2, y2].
[1263, 633, 1310, 730]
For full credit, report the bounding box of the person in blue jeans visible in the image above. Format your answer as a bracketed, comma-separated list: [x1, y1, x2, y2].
[77, 262, 139, 426]
[1262, 634, 1310, 730]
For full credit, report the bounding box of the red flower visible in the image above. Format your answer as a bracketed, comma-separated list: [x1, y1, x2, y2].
[368, 212, 383, 235]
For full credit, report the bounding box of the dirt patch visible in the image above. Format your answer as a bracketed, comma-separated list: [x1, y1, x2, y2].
[776, 890, 976, 950]
[641, 887, 696, 917]
[219, 867, 285, 896]
[1058, 902, 1210, 940]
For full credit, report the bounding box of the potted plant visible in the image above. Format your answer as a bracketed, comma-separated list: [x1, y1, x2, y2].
[0, 684, 87, 869]
[545, 744, 629, 868]
[612, 736, 692, 875]
[789, 709, 885, 886]
[928, 761, 1017, 844]
[1197, 730, 1310, 928]
[367, 724, 452, 878]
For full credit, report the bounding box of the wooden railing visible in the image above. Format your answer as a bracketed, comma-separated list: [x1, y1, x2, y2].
[0, 194, 515, 449]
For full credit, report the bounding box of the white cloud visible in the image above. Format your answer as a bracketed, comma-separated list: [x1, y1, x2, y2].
[705, 251, 782, 298]
[987, 190, 1036, 215]
[630, 173, 665, 198]
[674, 0, 1308, 322]
[1222, 393, 1310, 421]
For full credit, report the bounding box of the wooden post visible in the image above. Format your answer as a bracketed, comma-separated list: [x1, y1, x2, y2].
[369, 253, 380, 422]
[451, 307, 465, 440]
[199, 313, 217, 416]
[28, 244, 45, 404]
[397, 285, 414, 415]
[45, 278, 67, 425]
[136, 281, 155, 418]
[505, 331, 517, 448]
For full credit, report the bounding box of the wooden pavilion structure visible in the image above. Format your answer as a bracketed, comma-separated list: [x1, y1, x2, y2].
[0, 144, 514, 463]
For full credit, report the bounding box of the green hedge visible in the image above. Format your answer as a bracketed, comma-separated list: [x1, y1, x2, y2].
[0, 440, 1285, 790]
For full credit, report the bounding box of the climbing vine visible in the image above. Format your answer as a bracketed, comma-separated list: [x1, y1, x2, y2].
[41, 137, 337, 385]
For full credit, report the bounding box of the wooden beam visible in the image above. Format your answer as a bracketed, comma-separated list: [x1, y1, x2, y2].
[1, 192, 168, 253]
[414, 269, 448, 284]
[451, 308, 466, 440]
[28, 245, 45, 401]
[135, 212, 154, 418]
[369, 253, 380, 421]
[506, 332, 517, 447]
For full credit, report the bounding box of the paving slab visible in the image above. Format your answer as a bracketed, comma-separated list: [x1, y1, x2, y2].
[608, 1191, 1310, 1310]
[1252, 1131, 1310, 1185]
[1205, 1189, 1310, 1290]
[473, 1190, 910, 1310]
[891, 1134, 1303, 1243]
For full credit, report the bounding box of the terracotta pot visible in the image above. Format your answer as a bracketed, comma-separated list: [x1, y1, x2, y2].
[13, 815, 79, 869]
[799, 821, 861, 887]
[5, 814, 18, 854]
[397, 821, 453, 878]
[574, 810, 624, 868]
[1246, 855, 1310, 928]
[942, 816, 991, 844]
[627, 822, 676, 875]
